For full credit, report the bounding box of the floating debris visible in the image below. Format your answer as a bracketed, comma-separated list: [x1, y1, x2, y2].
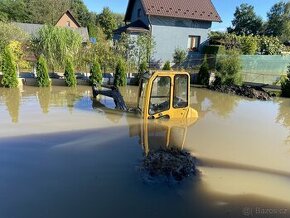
[141, 148, 199, 182]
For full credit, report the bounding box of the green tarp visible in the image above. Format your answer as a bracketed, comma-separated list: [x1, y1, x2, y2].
[241, 55, 290, 84]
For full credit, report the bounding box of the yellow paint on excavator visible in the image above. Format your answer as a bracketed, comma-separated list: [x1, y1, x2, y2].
[138, 71, 198, 120]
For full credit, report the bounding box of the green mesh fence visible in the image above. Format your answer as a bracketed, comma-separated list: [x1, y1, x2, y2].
[241, 55, 290, 85]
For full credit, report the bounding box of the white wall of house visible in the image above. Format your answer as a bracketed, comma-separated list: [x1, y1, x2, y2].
[150, 16, 212, 64]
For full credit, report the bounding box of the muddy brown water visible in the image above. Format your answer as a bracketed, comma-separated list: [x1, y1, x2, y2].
[0, 86, 290, 218]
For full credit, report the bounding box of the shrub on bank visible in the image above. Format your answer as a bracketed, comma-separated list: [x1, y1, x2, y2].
[197, 56, 210, 86]
[281, 65, 290, 97]
[135, 61, 148, 85]
[114, 59, 126, 87]
[209, 32, 285, 55]
[215, 49, 242, 86]
[162, 61, 171, 70]
[36, 55, 50, 87]
[138, 61, 148, 75]
[64, 59, 77, 87]
[1, 46, 18, 88]
[90, 61, 102, 85]
[173, 48, 187, 68]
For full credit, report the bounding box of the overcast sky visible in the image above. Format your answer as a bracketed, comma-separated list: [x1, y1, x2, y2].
[84, 0, 282, 31]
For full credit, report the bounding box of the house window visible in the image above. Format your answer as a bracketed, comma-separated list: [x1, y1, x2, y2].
[67, 21, 71, 27]
[137, 9, 142, 18]
[187, 35, 200, 51]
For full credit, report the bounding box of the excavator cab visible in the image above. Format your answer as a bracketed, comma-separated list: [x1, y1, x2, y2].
[92, 71, 198, 120]
[138, 71, 198, 120]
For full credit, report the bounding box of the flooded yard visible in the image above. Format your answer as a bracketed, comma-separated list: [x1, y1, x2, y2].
[0, 86, 290, 218]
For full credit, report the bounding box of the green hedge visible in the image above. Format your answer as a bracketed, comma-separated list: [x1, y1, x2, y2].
[36, 55, 51, 87]
[114, 59, 126, 87]
[64, 59, 77, 87]
[90, 61, 102, 85]
[1, 46, 18, 88]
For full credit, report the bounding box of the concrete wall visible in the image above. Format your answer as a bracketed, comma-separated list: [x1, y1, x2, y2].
[130, 0, 150, 26]
[56, 13, 79, 29]
[150, 16, 211, 64]
[22, 78, 91, 86]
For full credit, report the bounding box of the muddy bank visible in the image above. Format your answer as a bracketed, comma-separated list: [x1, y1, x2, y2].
[208, 85, 273, 101]
[141, 148, 198, 182]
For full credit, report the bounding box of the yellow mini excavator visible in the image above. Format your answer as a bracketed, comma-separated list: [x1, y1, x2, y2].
[92, 71, 198, 121]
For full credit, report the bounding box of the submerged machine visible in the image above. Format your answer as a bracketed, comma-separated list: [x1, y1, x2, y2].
[92, 71, 198, 120]
[92, 71, 199, 180]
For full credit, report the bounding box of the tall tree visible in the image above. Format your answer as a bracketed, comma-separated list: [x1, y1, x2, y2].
[266, 1, 290, 42]
[0, 0, 30, 22]
[23, 0, 70, 24]
[228, 3, 263, 35]
[113, 13, 125, 28]
[70, 0, 91, 27]
[97, 7, 117, 39]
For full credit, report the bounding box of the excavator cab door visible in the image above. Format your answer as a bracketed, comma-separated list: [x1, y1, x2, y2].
[144, 72, 192, 120]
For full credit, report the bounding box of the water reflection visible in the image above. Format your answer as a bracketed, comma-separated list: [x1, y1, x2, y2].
[190, 88, 240, 119]
[276, 98, 290, 143]
[38, 87, 51, 113]
[0, 87, 91, 124]
[0, 88, 21, 123]
[2, 86, 290, 214]
[138, 120, 197, 155]
[92, 98, 124, 123]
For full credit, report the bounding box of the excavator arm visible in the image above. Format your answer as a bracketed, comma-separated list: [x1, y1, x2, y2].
[92, 85, 128, 111]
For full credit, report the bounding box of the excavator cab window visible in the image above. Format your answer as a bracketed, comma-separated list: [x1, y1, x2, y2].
[149, 76, 171, 115]
[173, 74, 188, 108]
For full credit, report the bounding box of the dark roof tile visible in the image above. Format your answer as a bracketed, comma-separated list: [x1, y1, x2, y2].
[125, 0, 221, 22]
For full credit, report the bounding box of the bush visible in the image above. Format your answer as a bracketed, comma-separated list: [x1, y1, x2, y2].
[1, 46, 18, 88]
[197, 56, 210, 85]
[136, 61, 148, 84]
[258, 36, 285, 55]
[114, 59, 127, 87]
[209, 32, 285, 55]
[173, 48, 187, 68]
[215, 49, 242, 86]
[203, 45, 225, 69]
[36, 55, 50, 87]
[64, 59, 77, 87]
[162, 61, 171, 70]
[90, 61, 102, 85]
[138, 61, 148, 74]
[281, 65, 290, 97]
[241, 35, 258, 55]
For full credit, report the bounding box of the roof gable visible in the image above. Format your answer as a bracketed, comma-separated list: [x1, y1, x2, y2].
[125, 0, 222, 22]
[55, 10, 81, 28]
